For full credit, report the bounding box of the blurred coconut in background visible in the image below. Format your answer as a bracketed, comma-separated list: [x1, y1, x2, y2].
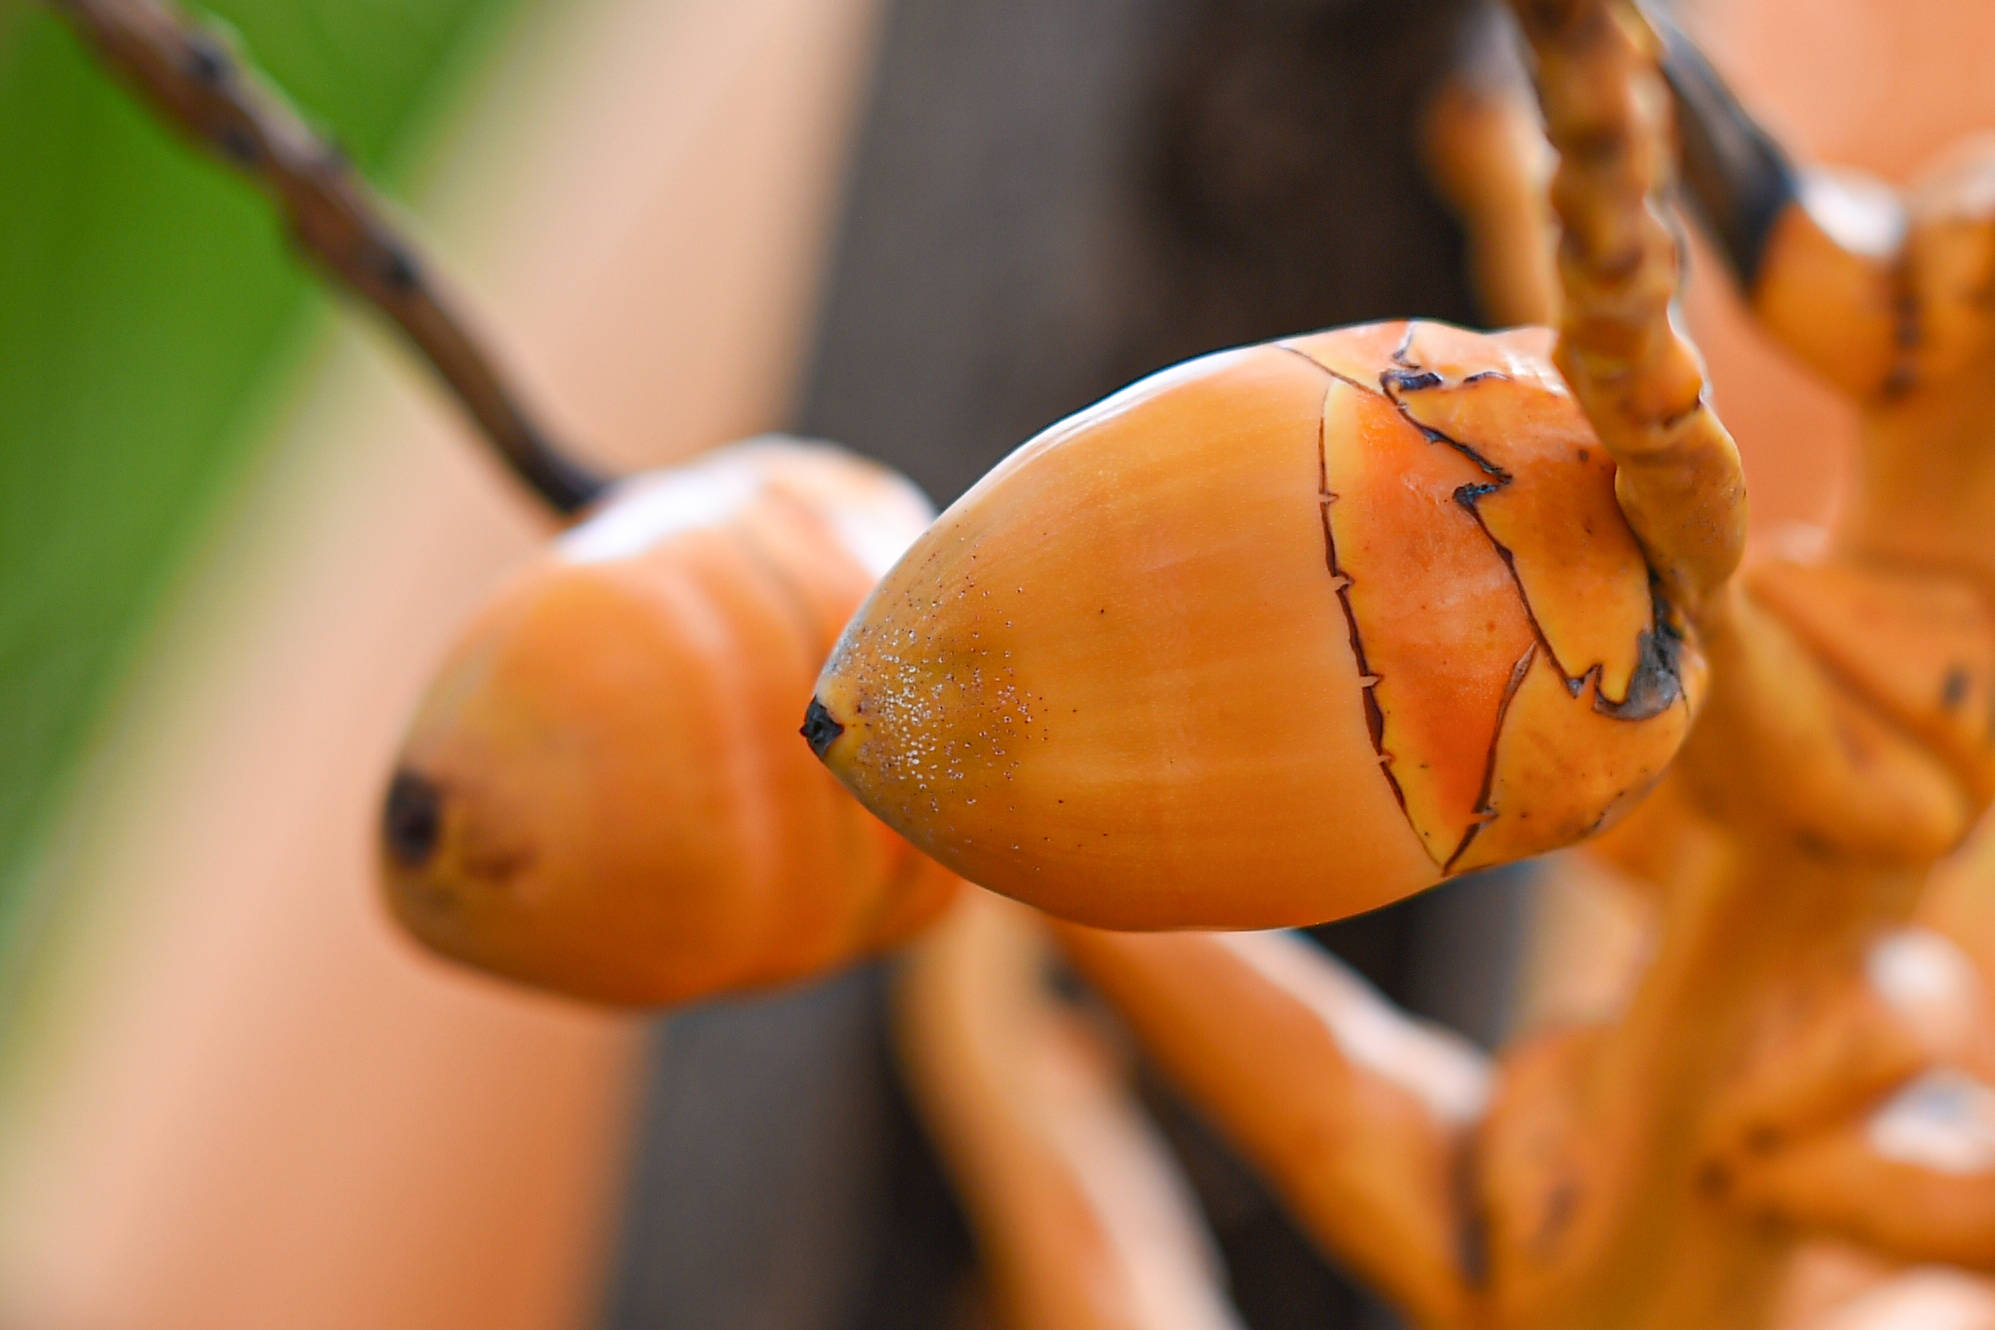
[0, 0, 881, 1324]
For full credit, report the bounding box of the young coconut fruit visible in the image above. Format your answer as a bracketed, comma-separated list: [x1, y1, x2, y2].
[381, 438, 961, 1006]
[804, 321, 1705, 930]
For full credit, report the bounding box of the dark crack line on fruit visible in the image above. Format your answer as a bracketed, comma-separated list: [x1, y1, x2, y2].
[1448, 475, 1577, 692]
[1444, 643, 1538, 874]
[1386, 368, 1445, 394]
[1275, 343, 1388, 403]
[1378, 353, 1520, 489]
[1284, 339, 1535, 857]
[1380, 367, 1514, 481]
[1281, 333, 1686, 867]
[1379, 359, 1684, 721]
[1309, 378, 1411, 826]
[1391, 324, 1419, 368]
[1379, 366, 1592, 692]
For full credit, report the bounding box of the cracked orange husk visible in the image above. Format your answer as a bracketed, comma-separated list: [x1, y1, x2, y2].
[806, 321, 1706, 929]
[381, 439, 960, 1005]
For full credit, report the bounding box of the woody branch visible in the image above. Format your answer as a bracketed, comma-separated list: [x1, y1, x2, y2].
[46, 0, 609, 515]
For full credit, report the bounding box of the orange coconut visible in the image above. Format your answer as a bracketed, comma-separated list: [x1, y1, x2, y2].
[806, 322, 1703, 929]
[382, 439, 960, 1005]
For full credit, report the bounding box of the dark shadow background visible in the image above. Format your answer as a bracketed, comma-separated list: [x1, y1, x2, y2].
[601, 2, 1529, 1327]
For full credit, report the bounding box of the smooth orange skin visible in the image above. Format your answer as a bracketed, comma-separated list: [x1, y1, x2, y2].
[810, 322, 1700, 930]
[382, 440, 960, 1006]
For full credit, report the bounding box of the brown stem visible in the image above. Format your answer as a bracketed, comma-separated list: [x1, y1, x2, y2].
[46, 0, 611, 515]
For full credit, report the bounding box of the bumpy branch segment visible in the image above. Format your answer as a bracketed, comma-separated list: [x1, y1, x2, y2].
[1507, 0, 1747, 622]
[48, 0, 610, 515]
